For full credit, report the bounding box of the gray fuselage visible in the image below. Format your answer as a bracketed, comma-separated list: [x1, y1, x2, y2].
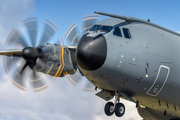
[77, 18, 180, 120]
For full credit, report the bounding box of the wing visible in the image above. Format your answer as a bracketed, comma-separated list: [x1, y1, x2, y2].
[0, 50, 22, 57]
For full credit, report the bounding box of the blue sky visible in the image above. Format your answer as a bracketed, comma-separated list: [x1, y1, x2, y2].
[28, 0, 180, 44]
[32, 0, 180, 30]
[0, 0, 180, 120]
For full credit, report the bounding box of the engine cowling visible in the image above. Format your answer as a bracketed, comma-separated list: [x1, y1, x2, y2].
[35, 43, 77, 77]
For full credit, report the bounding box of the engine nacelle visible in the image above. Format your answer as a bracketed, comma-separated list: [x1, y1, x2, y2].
[35, 43, 77, 77]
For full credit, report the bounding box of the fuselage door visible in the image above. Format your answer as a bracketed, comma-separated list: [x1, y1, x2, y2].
[146, 65, 170, 96]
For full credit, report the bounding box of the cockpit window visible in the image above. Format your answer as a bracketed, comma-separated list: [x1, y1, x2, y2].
[100, 26, 113, 32]
[89, 25, 112, 33]
[113, 27, 122, 37]
[89, 25, 101, 31]
[123, 28, 131, 39]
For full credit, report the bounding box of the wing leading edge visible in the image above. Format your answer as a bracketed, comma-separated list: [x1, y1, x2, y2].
[0, 50, 22, 57]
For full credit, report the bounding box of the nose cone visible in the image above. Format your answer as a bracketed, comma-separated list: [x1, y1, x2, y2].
[76, 34, 107, 71]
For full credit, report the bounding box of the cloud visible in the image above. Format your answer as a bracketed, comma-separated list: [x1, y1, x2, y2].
[0, 0, 35, 45]
[0, 0, 142, 120]
[0, 75, 142, 120]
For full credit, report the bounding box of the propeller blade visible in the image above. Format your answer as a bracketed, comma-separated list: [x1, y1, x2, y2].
[66, 71, 82, 86]
[23, 17, 37, 47]
[35, 58, 47, 72]
[13, 72, 26, 91]
[83, 80, 95, 91]
[5, 28, 29, 48]
[64, 14, 99, 46]
[54, 35, 66, 46]
[3, 56, 22, 74]
[82, 14, 99, 33]
[31, 66, 48, 92]
[3, 17, 60, 92]
[38, 19, 57, 45]
[65, 22, 80, 46]
[12, 62, 28, 91]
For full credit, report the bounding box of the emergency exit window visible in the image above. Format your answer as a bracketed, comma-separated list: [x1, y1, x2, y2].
[123, 28, 131, 39]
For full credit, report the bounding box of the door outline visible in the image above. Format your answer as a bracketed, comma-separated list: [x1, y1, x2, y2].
[146, 65, 170, 96]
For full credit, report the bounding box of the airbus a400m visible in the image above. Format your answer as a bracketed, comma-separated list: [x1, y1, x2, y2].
[1, 11, 180, 120]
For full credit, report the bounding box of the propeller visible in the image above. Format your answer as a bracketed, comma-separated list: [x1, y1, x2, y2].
[4, 17, 57, 92]
[64, 14, 99, 91]
[3, 14, 99, 92]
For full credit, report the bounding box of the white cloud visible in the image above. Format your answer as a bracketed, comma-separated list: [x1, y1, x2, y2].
[0, 0, 35, 45]
[0, 76, 142, 120]
[0, 0, 142, 120]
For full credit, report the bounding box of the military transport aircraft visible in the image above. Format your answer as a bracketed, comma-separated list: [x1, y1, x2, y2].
[0, 11, 180, 120]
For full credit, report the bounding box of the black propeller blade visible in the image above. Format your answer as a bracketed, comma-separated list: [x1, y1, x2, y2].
[64, 14, 99, 90]
[3, 56, 22, 74]
[3, 18, 55, 92]
[65, 14, 99, 46]
[82, 14, 99, 33]
[31, 63, 48, 92]
[13, 61, 28, 91]
[23, 17, 37, 47]
[6, 28, 28, 48]
[38, 19, 57, 46]
[3, 14, 99, 92]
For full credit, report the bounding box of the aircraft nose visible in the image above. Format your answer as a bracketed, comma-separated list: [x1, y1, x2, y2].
[76, 34, 107, 71]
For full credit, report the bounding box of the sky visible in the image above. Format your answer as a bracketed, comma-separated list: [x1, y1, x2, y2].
[0, 0, 180, 120]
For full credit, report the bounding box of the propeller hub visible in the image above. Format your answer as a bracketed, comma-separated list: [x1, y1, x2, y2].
[22, 47, 38, 62]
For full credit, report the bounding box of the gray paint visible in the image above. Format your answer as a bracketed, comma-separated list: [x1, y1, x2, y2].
[2, 12, 180, 120]
[78, 15, 180, 120]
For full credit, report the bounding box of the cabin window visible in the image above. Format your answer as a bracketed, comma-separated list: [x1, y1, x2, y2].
[100, 26, 113, 32]
[123, 28, 131, 39]
[89, 25, 101, 31]
[113, 27, 122, 37]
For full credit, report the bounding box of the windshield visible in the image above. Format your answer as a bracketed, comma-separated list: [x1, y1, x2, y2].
[89, 25, 101, 31]
[89, 25, 112, 33]
[100, 26, 113, 32]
